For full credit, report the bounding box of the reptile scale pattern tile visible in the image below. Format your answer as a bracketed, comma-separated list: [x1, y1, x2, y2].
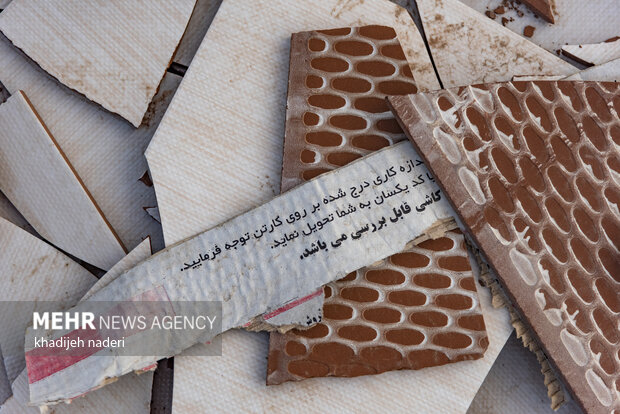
[267, 25, 489, 385]
[389, 80, 620, 414]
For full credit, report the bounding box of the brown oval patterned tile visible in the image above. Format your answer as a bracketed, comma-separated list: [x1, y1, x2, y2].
[310, 342, 355, 364]
[410, 311, 448, 327]
[332, 77, 371, 93]
[385, 328, 424, 346]
[308, 38, 326, 52]
[413, 273, 451, 289]
[533, 81, 555, 101]
[288, 360, 329, 378]
[487, 176, 515, 213]
[547, 165, 575, 202]
[378, 80, 417, 95]
[582, 116, 608, 151]
[437, 256, 471, 272]
[518, 156, 546, 193]
[494, 116, 520, 149]
[351, 134, 390, 151]
[360, 346, 403, 368]
[302, 168, 330, 180]
[589, 339, 616, 375]
[363, 307, 402, 324]
[334, 40, 373, 56]
[293, 324, 329, 339]
[285, 341, 307, 356]
[433, 332, 473, 349]
[358, 25, 396, 40]
[332, 363, 377, 377]
[513, 217, 542, 253]
[576, 176, 602, 211]
[327, 152, 362, 167]
[390, 251, 430, 268]
[407, 349, 449, 369]
[579, 146, 606, 181]
[323, 285, 332, 298]
[323, 303, 353, 320]
[598, 248, 620, 282]
[595, 277, 620, 313]
[365, 268, 406, 285]
[539, 257, 566, 295]
[571, 238, 596, 273]
[491, 147, 518, 183]
[303, 112, 320, 126]
[542, 226, 569, 263]
[585, 87, 613, 122]
[550, 135, 577, 172]
[354, 97, 389, 113]
[317, 27, 351, 36]
[545, 196, 570, 232]
[523, 126, 549, 162]
[417, 237, 454, 251]
[592, 308, 619, 343]
[601, 216, 620, 250]
[340, 286, 379, 302]
[554, 106, 581, 143]
[311, 57, 349, 73]
[557, 82, 584, 111]
[525, 95, 553, 132]
[305, 75, 324, 89]
[611, 125, 620, 146]
[305, 131, 342, 146]
[338, 325, 377, 342]
[567, 268, 595, 303]
[380, 44, 406, 60]
[497, 86, 523, 121]
[516, 186, 543, 222]
[339, 272, 357, 282]
[375, 118, 402, 134]
[329, 114, 367, 130]
[388, 290, 427, 306]
[308, 94, 346, 109]
[457, 315, 486, 331]
[435, 294, 473, 310]
[300, 149, 317, 164]
[356, 60, 396, 77]
[459, 277, 477, 292]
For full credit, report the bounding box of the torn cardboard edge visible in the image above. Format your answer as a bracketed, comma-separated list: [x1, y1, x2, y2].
[26, 141, 457, 405]
[563, 57, 620, 81]
[470, 246, 566, 411]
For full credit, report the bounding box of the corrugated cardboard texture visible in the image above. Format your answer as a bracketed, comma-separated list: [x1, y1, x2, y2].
[0, 0, 195, 127]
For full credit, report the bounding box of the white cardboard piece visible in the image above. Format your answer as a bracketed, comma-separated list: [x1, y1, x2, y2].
[0, 92, 126, 270]
[0, 192, 34, 236]
[415, 0, 577, 88]
[1, 240, 155, 414]
[458, 0, 620, 57]
[0, 0, 195, 127]
[27, 141, 465, 405]
[563, 58, 620, 81]
[0, 217, 97, 387]
[0, 1, 9, 9]
[562, 38, 620, 67]
[0, 36, 181, 252]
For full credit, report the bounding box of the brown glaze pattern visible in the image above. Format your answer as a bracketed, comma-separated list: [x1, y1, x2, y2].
[268, 230, 489, 384]
[267, 26, 488, 385]
[280, 26, 418, 192]
[390, 81, 620, 414]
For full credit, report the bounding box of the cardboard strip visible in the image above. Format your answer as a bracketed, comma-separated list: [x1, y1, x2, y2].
[0, 92, 126, 270]
[0, 0, 195, 127]
[172, 0, 223, 67]
[415, 0, 576, 88]
[389, 80, 620, 414]
[27, 141, 458, 405]
[0, 37, 182, 252]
